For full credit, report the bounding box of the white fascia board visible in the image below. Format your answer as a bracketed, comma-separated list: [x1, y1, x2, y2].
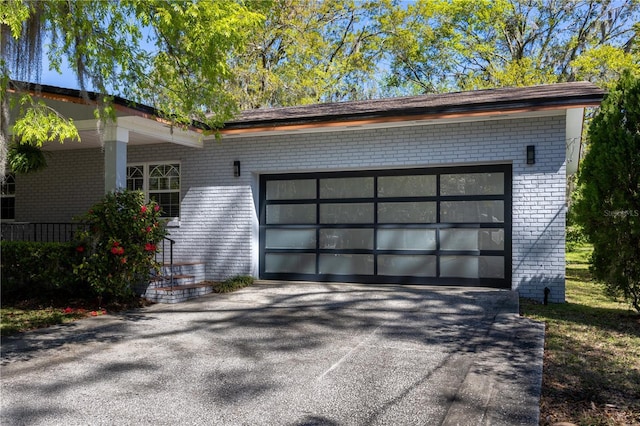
[566, 108, 585, 176]
[117, 116, 203, 148]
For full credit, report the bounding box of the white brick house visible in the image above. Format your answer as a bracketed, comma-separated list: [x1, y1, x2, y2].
[4, 82, 604, 303]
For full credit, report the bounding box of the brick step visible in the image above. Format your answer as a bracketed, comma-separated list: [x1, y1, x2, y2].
[157, 262, 205, 282]
[142, 281, 216, 304]
[148, 274, 196, 288]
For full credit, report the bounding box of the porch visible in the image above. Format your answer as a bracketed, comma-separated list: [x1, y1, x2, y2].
[0, 222, 212, 304]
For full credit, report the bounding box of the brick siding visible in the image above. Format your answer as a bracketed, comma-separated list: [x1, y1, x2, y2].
[14, 114, 567, 302]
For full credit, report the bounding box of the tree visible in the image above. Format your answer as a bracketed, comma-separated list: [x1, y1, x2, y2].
[573, 72, 640, 312]
[377, 0, 640, 93]
[0, 0, 263, 175]
[227, 0, 385, 109]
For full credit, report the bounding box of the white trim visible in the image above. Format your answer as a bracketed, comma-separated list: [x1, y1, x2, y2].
[126, 161, 181, 219]
[118, 116, 203, 148]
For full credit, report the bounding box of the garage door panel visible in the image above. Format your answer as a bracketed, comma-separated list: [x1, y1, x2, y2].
[320, 203, 374, 224]
[260, 165, 511, 288]
[267, 204, 316, 224]
[440, 228, 505, 251]
[378, 255, 437, 277]
[378, 175, 437, 197]
[378, 201, 437, 223]
[440, 200, 504, 223]
[265, 253, 316, 274]
[440, 172, 504, 195]
[266, 179, 316, 200]
[319, 229, 374, 249]
[377, 229, 437, 250]
[320, 177, 374, 198]
[265, 229, 316, 249]
[319, 254, 374, 275]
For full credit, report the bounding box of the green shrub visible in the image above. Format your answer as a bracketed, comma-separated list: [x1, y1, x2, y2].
[215, 275, 254, 293]
[0, 241, 88, 301]
[74, 190, 167, 301]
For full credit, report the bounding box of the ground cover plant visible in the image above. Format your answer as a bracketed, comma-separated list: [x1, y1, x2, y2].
[521, 244, 640, 425]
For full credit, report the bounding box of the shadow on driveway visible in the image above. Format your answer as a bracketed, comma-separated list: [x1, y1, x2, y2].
[1, 282, 543, 425]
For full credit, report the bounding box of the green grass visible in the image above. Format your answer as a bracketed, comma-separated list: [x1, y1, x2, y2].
[521, 243, 640, 425]
[1, 304, 93, 336]
[213, 275, 255, 293]
[1, 276, 257, 336]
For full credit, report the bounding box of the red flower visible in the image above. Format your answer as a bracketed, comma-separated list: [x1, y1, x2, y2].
[120, 257, 127, 264]
[64, 307, 73, 314]
[140, 205, 148, 214]
[146, 226, 152, 233]
[111, 246, 125, 255]
[112, 241, 120, 247]
[144, 243, 156, 251]
[90, 311, 98, 316]
[154, 205, 160, 212]
[76, 246, 85, 253]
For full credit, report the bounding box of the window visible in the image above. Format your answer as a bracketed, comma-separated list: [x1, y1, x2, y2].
[127, 163, 180, 218]
[1, 174, 15, 220]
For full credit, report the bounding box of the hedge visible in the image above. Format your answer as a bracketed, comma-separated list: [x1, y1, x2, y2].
[1, 241, 90, 302]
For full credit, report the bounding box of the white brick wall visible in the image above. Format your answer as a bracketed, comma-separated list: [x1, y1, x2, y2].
[15, 114, 567, 302]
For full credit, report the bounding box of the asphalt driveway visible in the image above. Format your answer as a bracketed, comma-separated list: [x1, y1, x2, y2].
[1, 282, 544, 425]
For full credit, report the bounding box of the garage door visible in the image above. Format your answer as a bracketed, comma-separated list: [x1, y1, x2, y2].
[259, 164, 511, 288]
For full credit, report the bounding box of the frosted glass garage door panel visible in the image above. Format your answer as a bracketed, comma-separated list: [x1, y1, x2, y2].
[440, 256, 479, 278]
[441, 229, 505, 251]
[378, 255, 437, 277]
[319, 254, 374, 275]
[378, 175, 437, 197]
[320, 229, 374, 249]
[266, 204, 316, 224]
[266, 179, 316, 200]
[378, 202, 437, 223]
[320, 177, 373, 199]
[320, 203, 374, 224]
[440, 201, 504, 223]
[440, 229, 479, 251]
[479, 256, 505, 278]
[265, 253, 316, 274]
[265, 229, 316, 249]
[440, 173, 504, 195]
[479, 229, 505, 250]
[377, 229, 436, 250]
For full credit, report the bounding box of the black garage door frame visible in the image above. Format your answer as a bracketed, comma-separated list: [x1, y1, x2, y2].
[259, 164, 512, 288]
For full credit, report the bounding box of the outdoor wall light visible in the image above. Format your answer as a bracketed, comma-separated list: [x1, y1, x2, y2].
[526, 145, 535, 165]
[233, 160, 241, 177]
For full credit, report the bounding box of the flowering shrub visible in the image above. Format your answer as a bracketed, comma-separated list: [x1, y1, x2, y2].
[74, 190, 167, 301]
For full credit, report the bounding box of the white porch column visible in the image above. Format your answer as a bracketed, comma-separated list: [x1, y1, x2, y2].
[103, 123, 129, 193]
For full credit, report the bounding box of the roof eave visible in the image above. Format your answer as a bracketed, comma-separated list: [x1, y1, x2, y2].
[220, 98, 603, 134]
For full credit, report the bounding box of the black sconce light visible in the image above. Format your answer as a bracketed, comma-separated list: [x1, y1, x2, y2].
[526, 145, 535, 165]
[233, 160, 241, 177]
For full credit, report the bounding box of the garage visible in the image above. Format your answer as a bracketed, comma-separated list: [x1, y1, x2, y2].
[259, 164, 511, 288]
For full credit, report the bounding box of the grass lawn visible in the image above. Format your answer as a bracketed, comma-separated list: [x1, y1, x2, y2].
[1, 299, 124, 336]
[1, 276, 254, 336]
[521, 244, 640, 425]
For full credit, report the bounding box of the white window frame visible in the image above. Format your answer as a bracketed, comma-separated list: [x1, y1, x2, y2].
[126, 162, 181, 221]
[1, 173, 16, 222]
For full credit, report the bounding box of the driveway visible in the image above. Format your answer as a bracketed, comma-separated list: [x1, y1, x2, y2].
[1, 282, 544, 425]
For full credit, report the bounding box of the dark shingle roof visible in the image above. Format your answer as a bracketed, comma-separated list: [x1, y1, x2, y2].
[223, 82, 604, 130]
